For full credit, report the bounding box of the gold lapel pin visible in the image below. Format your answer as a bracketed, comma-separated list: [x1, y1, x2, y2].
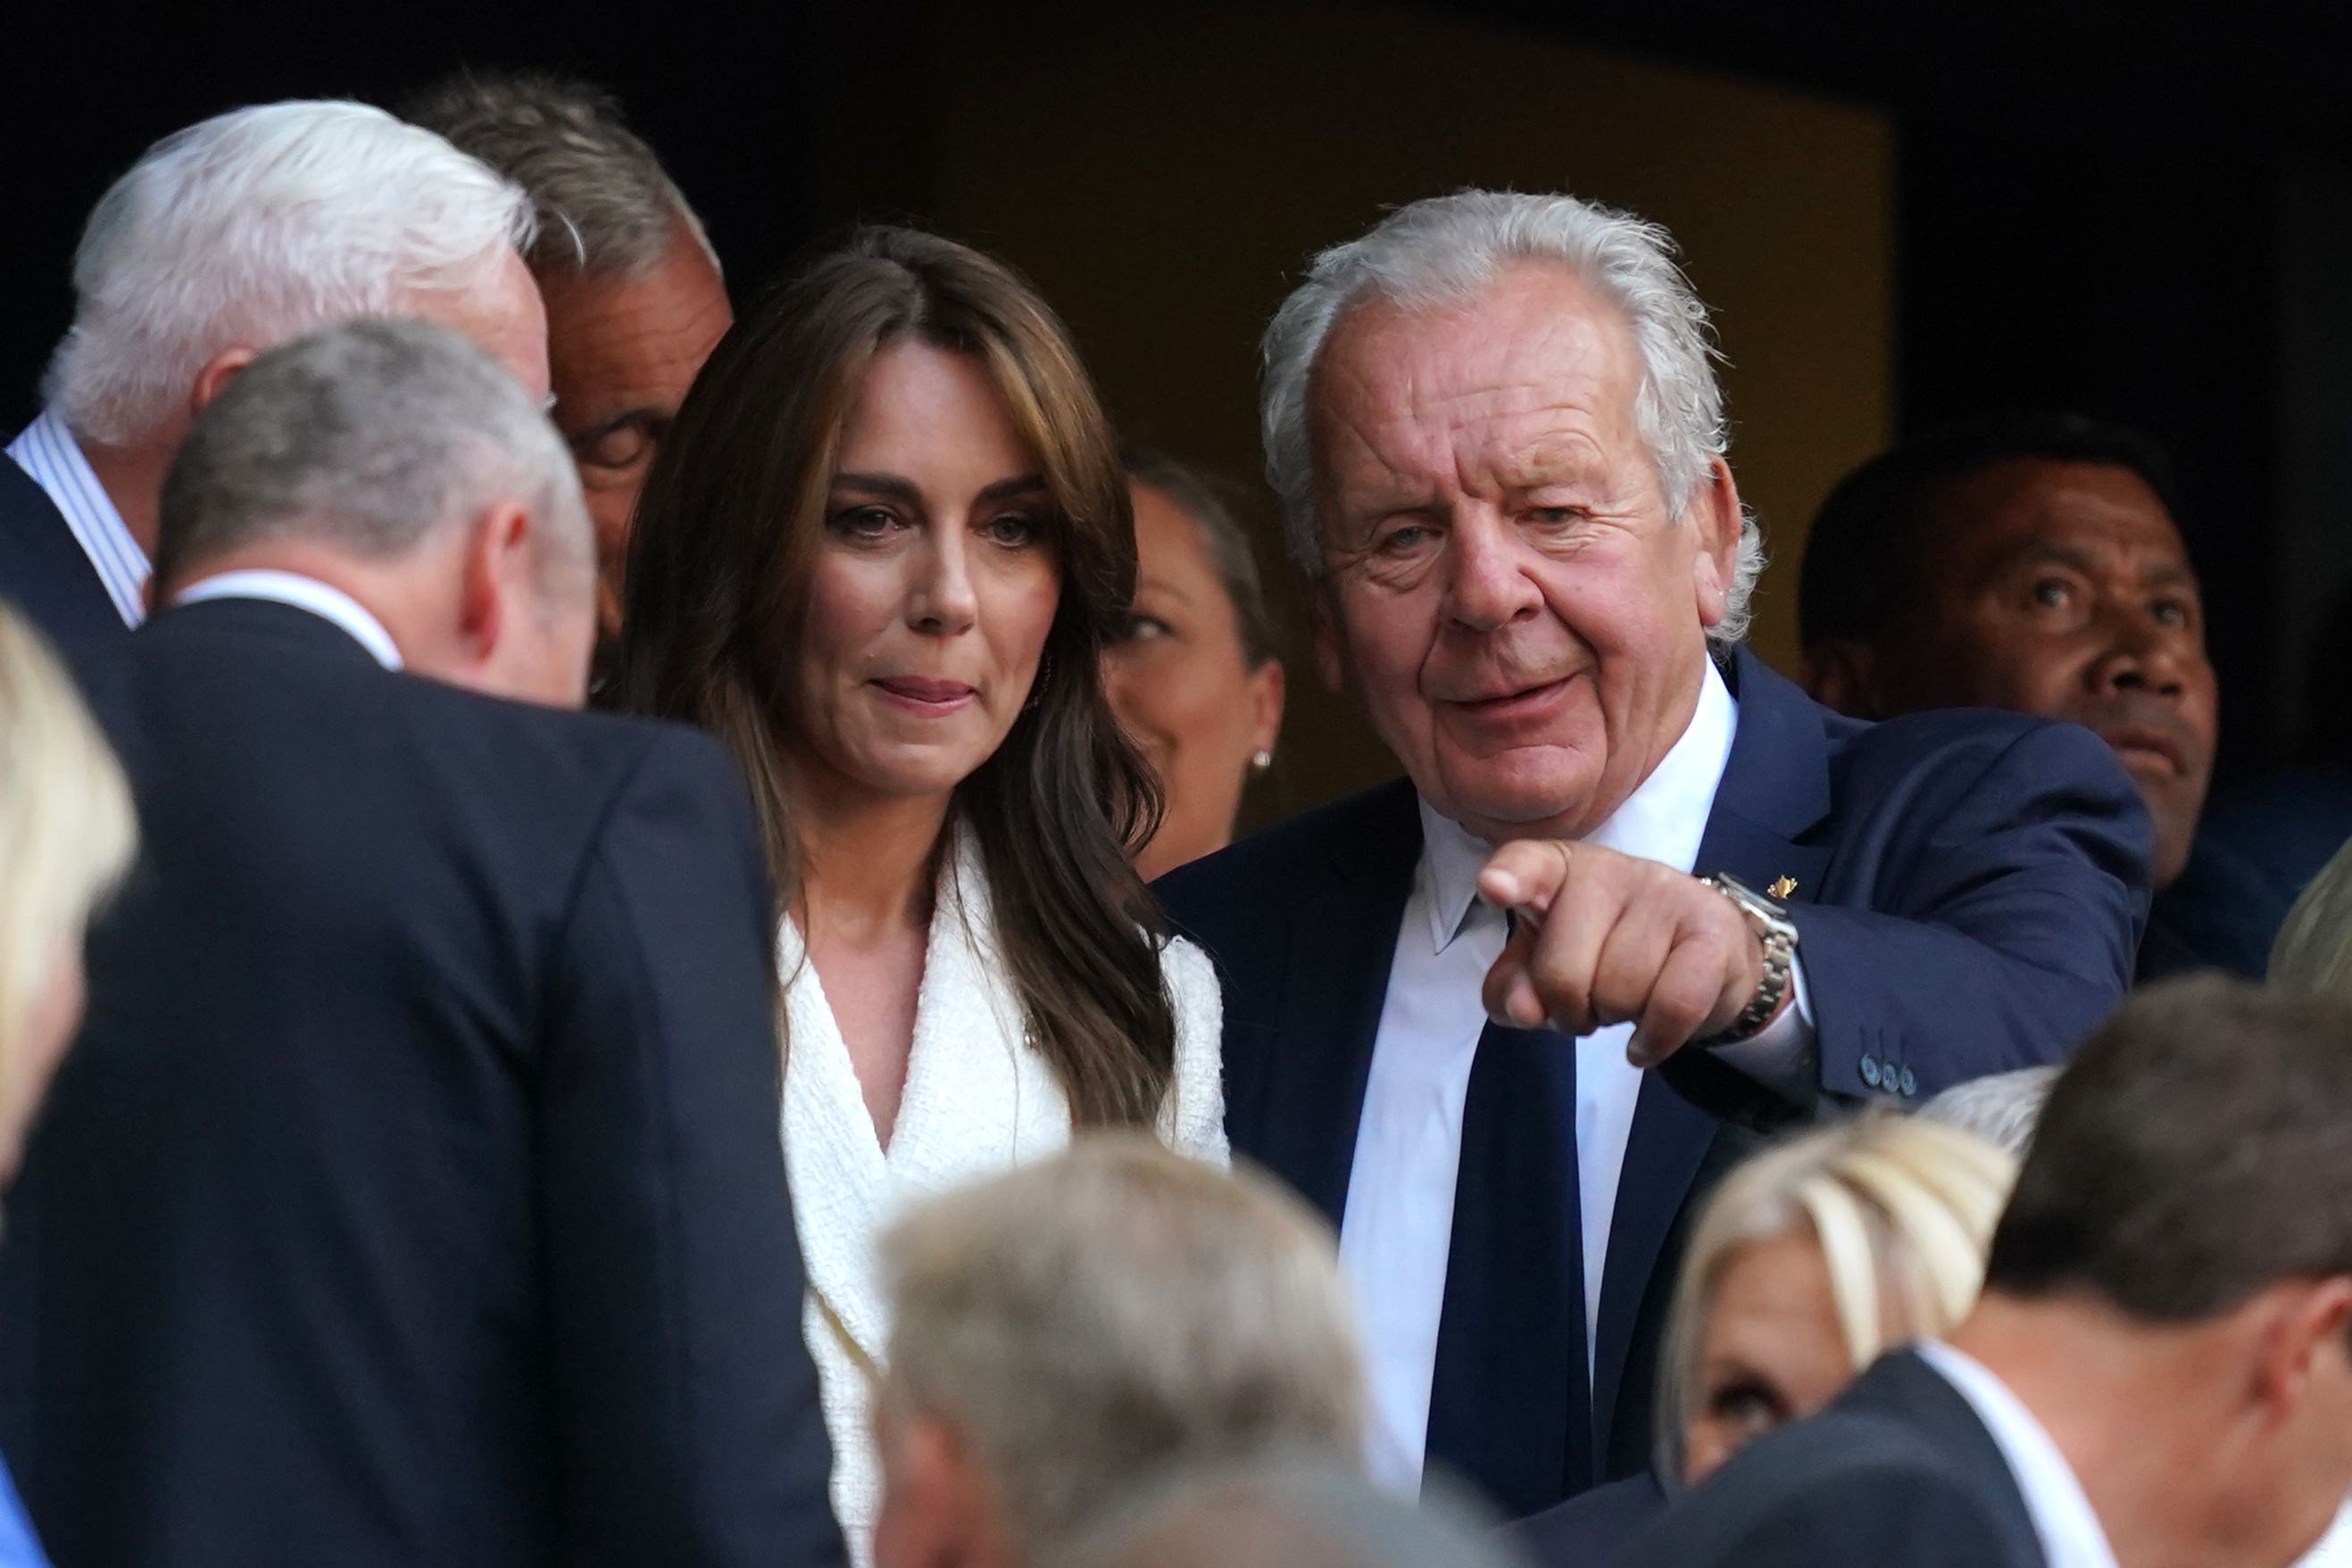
[1767, 875, 1799, 900]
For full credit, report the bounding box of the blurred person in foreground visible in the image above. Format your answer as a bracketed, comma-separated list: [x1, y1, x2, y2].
[0, 101, 547, 665]
[1514, 1116, 2015, 1566]
[403, 72, 732, 665]
[0, 607, 136, 1567]
[1628, 975, 2352, 1568]
[613, 225, 1226, 1559]
[1103, 451, 1285, 880]
[1073, 1460, 1519, 1568]
[1156, 188, 2147, 1517]
[868, 1136, 1362, 1568]
[1796, 412, 2275, 977]
[0, 320, 843, 1568]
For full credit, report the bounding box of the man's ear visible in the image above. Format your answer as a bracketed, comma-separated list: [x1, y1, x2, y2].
[456, 501, 536, 659]
[2251, 1278, 2352, 1423]
[189, 348, 258, 418]
[1687, 456, 1744, 629]
[872, 1406, 993, 1568]
[1804, 635, 1884, 718]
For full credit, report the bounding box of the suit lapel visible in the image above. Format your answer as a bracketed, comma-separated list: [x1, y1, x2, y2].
[1250, 780, 1422, 1227]
[1593, 650, 1837, 1458]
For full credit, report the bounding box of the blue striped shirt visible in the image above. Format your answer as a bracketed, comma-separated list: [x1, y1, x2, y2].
[4, 406, 147, 626]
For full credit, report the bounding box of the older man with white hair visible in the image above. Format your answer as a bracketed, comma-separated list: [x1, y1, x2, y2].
[1157, 189, 2151, 1520]
[0, 100, 545, 664]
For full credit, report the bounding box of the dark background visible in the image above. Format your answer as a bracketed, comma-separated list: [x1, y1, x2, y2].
[6, 0, 2349, 801]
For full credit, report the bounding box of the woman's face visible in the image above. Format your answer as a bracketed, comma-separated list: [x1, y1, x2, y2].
[1103, 482, 1284, 882]
[787, 340, 1063, 806]
[1683, 1226, 1859, 1485]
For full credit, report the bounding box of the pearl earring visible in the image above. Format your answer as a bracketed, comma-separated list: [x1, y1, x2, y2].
[1251, 750, 1274, 773]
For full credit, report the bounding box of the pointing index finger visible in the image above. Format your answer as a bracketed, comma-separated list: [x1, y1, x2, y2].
[1477, 838, 1574, 919]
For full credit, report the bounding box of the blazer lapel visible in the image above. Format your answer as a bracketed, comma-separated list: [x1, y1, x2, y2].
[1594, 650, 1838, 1459]
[1247, 780, 1423, 1227]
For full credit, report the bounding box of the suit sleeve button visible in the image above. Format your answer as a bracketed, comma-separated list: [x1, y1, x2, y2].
[1860, 1055, 1882, 1088]
[1899, 1066, 1918, 1097]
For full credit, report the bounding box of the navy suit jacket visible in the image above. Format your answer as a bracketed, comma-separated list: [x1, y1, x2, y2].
[0, 453, 126, 664]
[0, 600, 844, 1568]
[1619, 1352, 2045, 1568]
[1156, 649, 2147, 1514]
[1511, 1472, 1666, 1568]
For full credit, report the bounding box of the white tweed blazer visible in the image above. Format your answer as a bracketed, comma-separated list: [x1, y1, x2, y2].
[777, 825, 1227, 1565]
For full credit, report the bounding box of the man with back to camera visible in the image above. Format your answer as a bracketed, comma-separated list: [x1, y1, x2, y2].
[1156, 189, 2150, 1519]
[1797, 412, 2285, 976]
[0, 100, 549, 666]
[0, 320, 844, 1568]
[1625, 975, 2352, 1568]
[403, 71, 735, 672]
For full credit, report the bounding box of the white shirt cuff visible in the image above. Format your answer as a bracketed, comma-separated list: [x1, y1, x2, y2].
[1708, 954, 1816, 1100]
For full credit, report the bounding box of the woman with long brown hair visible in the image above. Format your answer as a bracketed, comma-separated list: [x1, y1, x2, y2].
[612, 226, 1226, 1557]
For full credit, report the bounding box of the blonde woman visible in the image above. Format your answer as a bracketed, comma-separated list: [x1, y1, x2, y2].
[1513, 1115, 2015, 1564]
[0, 604, 136, 1561]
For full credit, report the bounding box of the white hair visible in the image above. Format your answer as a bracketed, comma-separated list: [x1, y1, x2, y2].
[46, 100, 536, 447]
[1260, 188, 1765, 647]
[1918, 1066, 2061, 1159]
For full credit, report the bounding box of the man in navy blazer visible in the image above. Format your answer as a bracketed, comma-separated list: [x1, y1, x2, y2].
[0, 321, 844, 1566]
[1156, 190, 2148, 1521]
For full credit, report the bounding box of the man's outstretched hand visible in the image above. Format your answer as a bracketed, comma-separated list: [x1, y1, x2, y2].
[1476, 839, 1770, 1067]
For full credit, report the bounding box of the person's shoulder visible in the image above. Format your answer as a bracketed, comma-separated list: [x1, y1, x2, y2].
[1155, 776, 1419, 919]
[1158, 928, 1221, 1013]
[385, 686, 761, 864]
[1623, 1405, 2024, 1568]
[1509, 1471, 1666, 1568]
[1832, 701, 2133, 812]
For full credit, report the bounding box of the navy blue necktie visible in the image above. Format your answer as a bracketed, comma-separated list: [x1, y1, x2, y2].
[1422, 1020, 1592, 1516]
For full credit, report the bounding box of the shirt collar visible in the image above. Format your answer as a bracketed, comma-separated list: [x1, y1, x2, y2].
[1417, 658, 1739, 954]
[1915, 1342, 2119, 1568]
[4, 406, 148, 627]
[171, 569, 404, 670]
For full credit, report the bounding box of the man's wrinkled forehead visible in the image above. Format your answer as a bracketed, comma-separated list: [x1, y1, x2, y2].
[1305, 265, 1644, 483]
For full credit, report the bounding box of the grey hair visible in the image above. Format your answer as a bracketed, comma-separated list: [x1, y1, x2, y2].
[1065, 1458, 1515, 1568]
[154, 319, 590, 596]
[878, 1136, 1367, 1565]
[401, 71, 716, 278]
[1260, 188, 1765, 647]
[46, 101, 535, 447]
[1918, 1066, 2062, 1160]
[2270, 834, 2352, 1001]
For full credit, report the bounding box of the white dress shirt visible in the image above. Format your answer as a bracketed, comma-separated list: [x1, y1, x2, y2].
[173, 570, 403, 670]
[6, 406, 148, 626]
[1342, 660, 1816, 1492]
[1915, 1342, 2118, 1568]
